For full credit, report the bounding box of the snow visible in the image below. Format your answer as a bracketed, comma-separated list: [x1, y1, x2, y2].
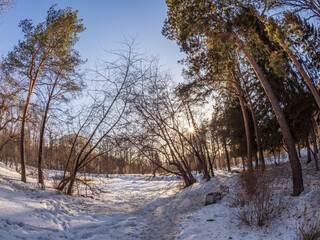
[178, 154, 320, 240]
[0, 151, 319, 240]
[0, 162, 182, 239]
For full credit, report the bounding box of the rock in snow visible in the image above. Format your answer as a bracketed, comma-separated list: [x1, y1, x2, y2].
[205, 185, 229, 205]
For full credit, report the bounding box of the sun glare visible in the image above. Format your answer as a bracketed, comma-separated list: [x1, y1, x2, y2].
[188, 126, 194, 133]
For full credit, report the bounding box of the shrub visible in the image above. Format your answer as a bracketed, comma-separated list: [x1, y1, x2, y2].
[296, 206, 320, 240]
[233, 171, 285, 227]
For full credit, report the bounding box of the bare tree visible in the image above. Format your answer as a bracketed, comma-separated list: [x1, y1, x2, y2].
[0, 0, 14, 19]
[281, 0, 320, 20]
[57, 40, 143, 195]
[0, 68, 21, 162]
[129, 67, 214, 187]
[36, 66, 83, 187]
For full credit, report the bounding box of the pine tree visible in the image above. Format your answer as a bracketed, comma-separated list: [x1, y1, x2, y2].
[163, 0, 304, 195]
[3, 5, 85, 182]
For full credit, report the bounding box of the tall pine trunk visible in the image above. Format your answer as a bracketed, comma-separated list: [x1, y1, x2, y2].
[20, 91, 33, 183]
[236, 37, 304, 196]
[239, 68, 266, 171]
[232, 72, 253, 178]
[38, 95, 53, 186]
[38, 82, 56, 186]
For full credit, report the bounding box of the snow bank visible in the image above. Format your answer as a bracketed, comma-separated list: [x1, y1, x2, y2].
[177, 156, 320, 240]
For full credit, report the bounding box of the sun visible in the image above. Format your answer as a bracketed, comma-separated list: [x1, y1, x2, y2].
[188, 126, 194, 133]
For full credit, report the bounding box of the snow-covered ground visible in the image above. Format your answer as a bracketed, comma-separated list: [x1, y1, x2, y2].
[0, 152, 319, 240]
[0, 162, 235, 240]
[179, 155, 320, 240]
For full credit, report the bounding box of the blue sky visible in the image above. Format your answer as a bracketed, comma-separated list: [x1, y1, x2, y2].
[0, 0, 185, 82]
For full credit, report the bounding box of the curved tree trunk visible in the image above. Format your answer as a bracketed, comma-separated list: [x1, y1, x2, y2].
[232, 73, 253, 178]
[277, 39, 320, 109]
[236, 37, 304, 196]
[239, 68, 266, 171]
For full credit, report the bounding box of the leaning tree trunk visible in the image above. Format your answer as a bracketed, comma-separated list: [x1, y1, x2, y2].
[67, 174, 76, 195]
[236, 37, 304, 196]
[240, 71, 266, 171]
[277, 38, 320, 109]
[232, 73, 254, 178]
[174, 162, 196, 187]
[66, 160, 81, 195]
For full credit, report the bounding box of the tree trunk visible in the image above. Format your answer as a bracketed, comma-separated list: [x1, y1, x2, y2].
[236, 37, 304, 196]
[222, 135, 231, 171]
[310, 120, 320, 171]
[241, 157, 246, 171]
[306, 139, 312, 163]
[277, 39, 320, 109]
[205, 143, 214, 176]
[196, 145, 210, 181]
[20, 91, 33, 183]
[187, 104, 211, 181]
[297, 142, 301, 158]
[67, 175, 76, 195]
[216, 138, 221, 168]
[38, 90, 55, 185]
[38, 95, 52, 186]
[240, 70, 266, 171]
[173, 161, 196, 187]
[254, 151, 259, 169]
[232, 74, 253, 177]
[182, 173, 196, 187]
